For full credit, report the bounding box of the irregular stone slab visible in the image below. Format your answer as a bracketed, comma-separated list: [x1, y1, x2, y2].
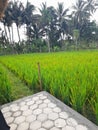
[0, 91, 98, 130]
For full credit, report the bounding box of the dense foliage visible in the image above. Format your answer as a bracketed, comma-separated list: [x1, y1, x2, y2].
[0, 51, 98, 124]
[0, 0, 98, 54]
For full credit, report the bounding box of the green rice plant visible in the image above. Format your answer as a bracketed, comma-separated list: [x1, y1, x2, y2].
[89, 91, 98, 125]
[0, 65, 12, 104]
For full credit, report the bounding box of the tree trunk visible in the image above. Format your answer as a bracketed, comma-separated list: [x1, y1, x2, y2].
[47, 31, 50, 52]
[8, 26, 12, 44]
[11, 25, 14, 45]
[17, 25, 21, 45]
[3, 25, 9, 42]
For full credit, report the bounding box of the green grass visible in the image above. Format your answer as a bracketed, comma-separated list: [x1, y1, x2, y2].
[0, 51, 98, 124]
[0, 63, 32, 103]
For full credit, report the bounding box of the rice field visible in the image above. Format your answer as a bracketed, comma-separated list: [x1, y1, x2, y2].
[0, 51, 98, 124]
[0, 64, 12, 104]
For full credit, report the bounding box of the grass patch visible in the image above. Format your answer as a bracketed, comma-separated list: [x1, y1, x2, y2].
[0, 64, 33, 102]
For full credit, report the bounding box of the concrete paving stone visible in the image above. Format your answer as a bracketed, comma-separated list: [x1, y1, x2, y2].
[44, 99, 51, 104]
[6, 117, 14, 124]
[59, 112, 69, 119]
[53, 107, 61, 113]
[37, 113, 47, 122]
[23, 109, 32, 116]
[30, 120, 41, 130]
[39, 103, 47, 109]
[1, 106, 10, 113]
[10, 123, 17, 130]
[50, 127, 61, 130]
[20, 105, 28, 111]
[38, 128, 46, 130]
[26, 115, 36, 122]
[3, 112, 12, 118]
[62, 125, 75, 130]
[13, 111, 21, 117]
[14, 116, 25, 124]
[26, 100, 34, 106]
[19, 101, 26, 106]
[66, 118, 78, 127]
[40, 96, 47, 100]
[48, 112, 59, 120]
[33, 108, 42, 115]
[30, 104, 38, 110]
[17, 122, 29, 130]
[48, 103, 56, 108]
[25, 98, 32, 102]
[55, 119, 66, 128]
[43, 107, 53, 114]
[42, 120, 54, 129]
[76, 125, 88, 130]
[36, 100, 43, 105]
[32, 96, 39, 101]
[11, 106, 20, 112]
[37, 94, 44, 97]
[10, 104, 18, 108]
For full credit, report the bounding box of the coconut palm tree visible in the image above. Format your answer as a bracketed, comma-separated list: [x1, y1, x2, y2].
[12, 1, 24, 44]
[2, 1, 13, 44]
[39, 2, 51, 52]
[21, 1, 35, 42]
[56, 2, 69, 47]
[39, 3, 58, 52]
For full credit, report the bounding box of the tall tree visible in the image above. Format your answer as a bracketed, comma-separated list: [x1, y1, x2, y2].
[21, 1, 36, 44]
[72, 0, 98, 33]
[56, 3, 69, 46]
[12, 1, 24, 44]
[39, 3, 58, 51]
[2, 1, 13, 44]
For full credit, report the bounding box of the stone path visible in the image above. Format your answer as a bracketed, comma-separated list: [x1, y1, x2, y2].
[1, 91, 98, 130]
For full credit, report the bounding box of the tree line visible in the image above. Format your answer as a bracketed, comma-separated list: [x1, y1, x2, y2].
[0, 0, 98, 54]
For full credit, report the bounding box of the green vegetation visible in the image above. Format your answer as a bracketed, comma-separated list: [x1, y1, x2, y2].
[0, 63, 32, 105]
[0, 51, 98, 124]
[0, 64, 12, 104]
[0, 0, 98, 54]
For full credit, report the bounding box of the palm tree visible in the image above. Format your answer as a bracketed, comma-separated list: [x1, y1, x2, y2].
[2, 1, 13, 44]
[86, 0, 98, 14]
[12, 1, 24, 44]
[56, 2, 69, 47]
[39, 2, 51, 52]
[72, 0, 98, 37]
[39, 3, 58, 52]
[22, 1, 35, 42]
